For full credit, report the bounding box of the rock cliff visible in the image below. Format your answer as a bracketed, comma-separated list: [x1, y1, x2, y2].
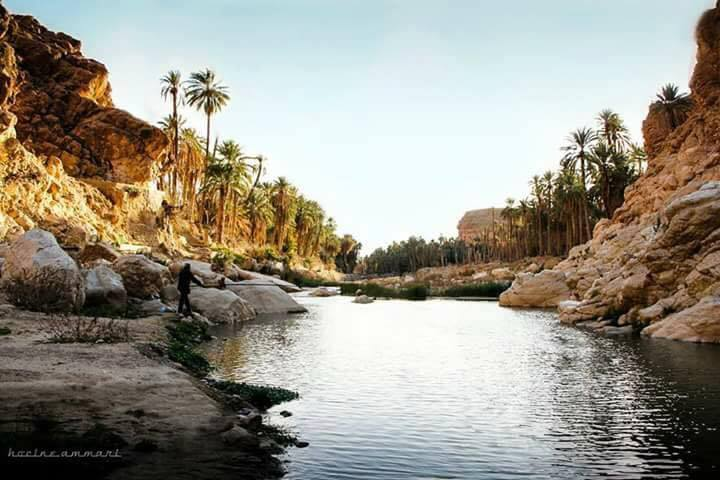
[0, 3, 168, 246]
[501, 3, 720, 343]
[457, 208, 499, 242]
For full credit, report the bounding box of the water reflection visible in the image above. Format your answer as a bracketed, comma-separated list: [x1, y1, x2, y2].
[204, 297, 720, 479]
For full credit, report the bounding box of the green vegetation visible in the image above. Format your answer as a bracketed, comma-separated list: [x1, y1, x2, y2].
[282, 270, 340, 288]
[209, 379, 299, 411]
[0, 327, 11, 336]
[360, 92, 690, 275]
[166, 321, 213, 376]
[435, 282, 511, 298]
[156, 68, 360, 272]
[340, 282, 429, 300]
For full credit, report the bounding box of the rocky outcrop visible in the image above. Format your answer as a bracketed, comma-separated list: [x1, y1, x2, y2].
[112, 255, 170, 299]
[0, 229, 84, 311]
[5, 12, 167, 182]
[78, 242, 120, 266]
[227, 281, 306, 315]
[235, 270, 302, 293]
[169, 260, 224, 286]
[457, 208, 498, 242]
[502, 3, 720, 343]
[163, 286, 255, 324]
[499, 271, 572, 308]
[83, 264, 126, 309]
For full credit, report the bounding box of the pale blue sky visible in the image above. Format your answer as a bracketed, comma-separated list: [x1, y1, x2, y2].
[7, 0, 713, 252]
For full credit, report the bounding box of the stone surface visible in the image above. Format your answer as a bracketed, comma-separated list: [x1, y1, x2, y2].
[491, 268, 515, 281]
[642, 296, 720, 343]
[112, 255, 170, 299]
[78, 242, 120, 266]
[499, 271, 572, 308]
[182, 287, 255, 324]
[169, 259, 225, 286]
[0, 229, 84, 311]
[353, 294, 374, 304]
[220, 425, 259, 448]
[83, 264, 126, 309]
[234, 270, 302, 293]
[227, 281, 307, 315]
[310, 287, 338, 297]
[457, 208, 500, 242]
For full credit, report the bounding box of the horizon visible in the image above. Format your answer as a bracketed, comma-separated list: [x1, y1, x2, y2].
[6, 0, 714, 253]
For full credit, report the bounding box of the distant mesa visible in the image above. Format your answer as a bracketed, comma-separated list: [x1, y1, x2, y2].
[457, 208, 500, 242]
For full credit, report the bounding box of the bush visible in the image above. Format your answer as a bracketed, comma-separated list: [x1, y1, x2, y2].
[209, 379, 299, 411]
[340, 282, 428, 300]
[166, 321, 213, 376]
[0, 327, 11, 336]
[44, 316, 130, 343]
[436, 282, 510, 298]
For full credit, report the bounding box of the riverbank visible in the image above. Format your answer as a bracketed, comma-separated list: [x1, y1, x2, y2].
[0, 305, 290, 478]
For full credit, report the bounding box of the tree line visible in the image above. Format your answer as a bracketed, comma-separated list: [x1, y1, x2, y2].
[362, 84, 692, 275]
[155, 69, 361, 271]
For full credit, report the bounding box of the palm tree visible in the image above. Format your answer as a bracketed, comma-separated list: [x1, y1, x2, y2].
[185, 69, 230, 161]
[628, 143, 647, 174]
[542, 170, 554, 255]
[596, 109, 630, 153]
[562, 127, 597, 241]
[270, 177, 296, 250]
[588, 142, 614, 218]
[655, 83, 693, 129]
[245, 189, 273, 244]
[160, 71, 183, 168]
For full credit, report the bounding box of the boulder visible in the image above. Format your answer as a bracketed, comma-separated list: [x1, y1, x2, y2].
[83, 265, 126, 309]
[169, 259, 225, 286]
[499, 271, 572, 308]
[0, 229, 85, 311]
[112, 255, 170, 299]
[220, 425, 259, 448]
[491, 268, 515, 281]
[353, 294, 374, 304]
[234, 270, 301, 293]
[227, 281, 307, 315]
[129, 298, 173, 317]
[310, 287, 338, 297]
[78, 242, 120, 266]
[180, 287, 255, 324]
[641, 296, 720, 343]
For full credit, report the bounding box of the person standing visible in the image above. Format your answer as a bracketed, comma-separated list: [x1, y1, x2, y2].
[177, 263, 204, 316]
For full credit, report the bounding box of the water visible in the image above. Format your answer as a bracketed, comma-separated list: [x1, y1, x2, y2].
[205, 295, 720, 479]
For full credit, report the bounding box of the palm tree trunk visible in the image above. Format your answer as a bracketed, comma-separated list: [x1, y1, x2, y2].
[205, 113, 211, 161]
[216, 186, 226, 243]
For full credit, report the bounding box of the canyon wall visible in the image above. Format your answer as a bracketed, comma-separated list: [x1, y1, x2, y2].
[500, 3, 720, 343]
[0, 3, 168, 247]
[457, 208, 499, 242]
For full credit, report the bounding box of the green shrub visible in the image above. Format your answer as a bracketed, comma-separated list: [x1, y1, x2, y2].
[166, 321, 213, 376]
[340, 282, 428, 300]
[209, 379, 299, 411]
[0, 327, 11, 336]
[436, 282, 510, 298]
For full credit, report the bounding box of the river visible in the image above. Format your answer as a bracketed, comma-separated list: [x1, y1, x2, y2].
[205, 295, 720, 479]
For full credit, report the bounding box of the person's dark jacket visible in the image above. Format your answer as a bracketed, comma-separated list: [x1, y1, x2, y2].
[178, 267, 203, 293]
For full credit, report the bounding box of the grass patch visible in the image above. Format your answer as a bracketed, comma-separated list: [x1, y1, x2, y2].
[282, 270, 340, 288]
[340, 282, 428, 300]
[166, 321, 213, 376]
[208, 379, 300, 411]
[435, 282, 511, 298]
[0, 326, 11, 336]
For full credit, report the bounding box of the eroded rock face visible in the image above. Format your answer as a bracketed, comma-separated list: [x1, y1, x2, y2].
[0, 229, 84, 311]
[5, 12, 167, 182]
[642, 296, 720, 343]
[112, 255, 170, 299]
[501, 3, 720, 343]
[184, 288, 255, 324]
[227, 281, 307, 315]
[499, 271, 572, 308]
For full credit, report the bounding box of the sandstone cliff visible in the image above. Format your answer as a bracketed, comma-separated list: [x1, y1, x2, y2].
[457, 208, 499, 242]
[0, 3, 169, 247]
[500, 3, 720, 343]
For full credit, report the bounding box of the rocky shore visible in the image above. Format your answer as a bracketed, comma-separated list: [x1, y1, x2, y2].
[499, 3, 720, 344]
[0, 229, 308, 478]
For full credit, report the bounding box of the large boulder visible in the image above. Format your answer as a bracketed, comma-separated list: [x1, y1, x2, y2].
[168, 259, 225, 286]
[112, 255, 170, 299]
[499, 271, 572, 308]
[227, 281, 307, 315]
[234, 270, 302, 293]
[83, 264, 126, 309]
[310, 287, 338, 297]
[0, 229, 84, 311]
[641, 296, 720, 343]
[491, 268, 515, 282]
[162, 286, 255, 324]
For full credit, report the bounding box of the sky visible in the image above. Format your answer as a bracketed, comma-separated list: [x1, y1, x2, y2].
[7, 0, 714, 253]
